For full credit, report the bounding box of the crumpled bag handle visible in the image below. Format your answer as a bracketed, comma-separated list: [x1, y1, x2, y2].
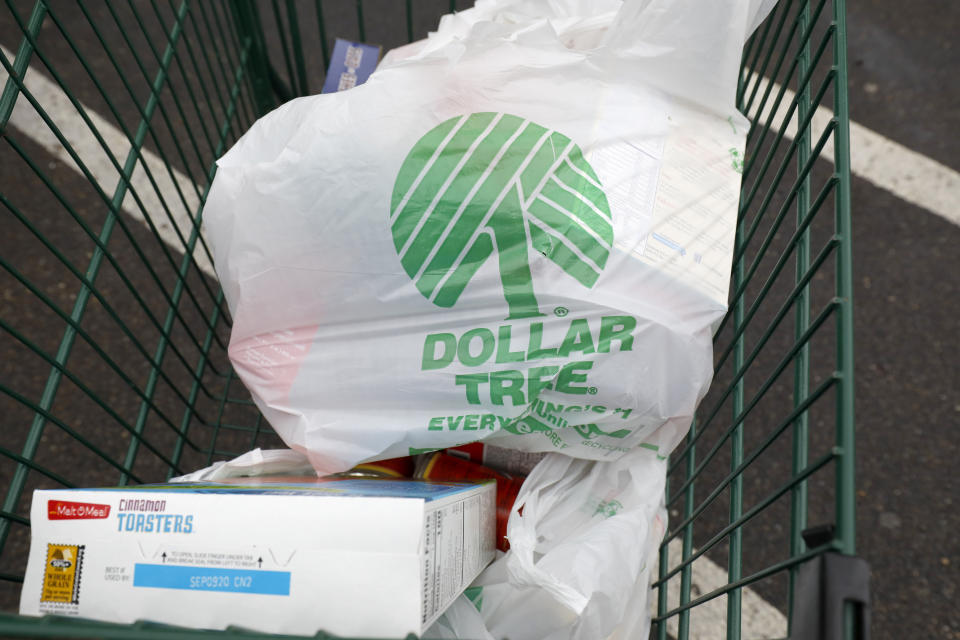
[597, 0, 778, 111]
[426, 0, 777, 112]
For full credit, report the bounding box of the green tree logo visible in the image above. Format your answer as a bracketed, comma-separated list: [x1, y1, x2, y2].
[391, 112, 613, 319]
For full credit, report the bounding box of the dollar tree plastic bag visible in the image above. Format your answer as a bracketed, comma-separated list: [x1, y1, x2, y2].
[204, 0, 775, 473]
[425, 446, 668, 640]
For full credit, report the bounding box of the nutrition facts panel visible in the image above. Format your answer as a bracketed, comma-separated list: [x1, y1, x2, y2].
[421, 493, 484, 627]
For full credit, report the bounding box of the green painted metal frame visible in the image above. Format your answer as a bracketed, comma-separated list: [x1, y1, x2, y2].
[652, 0, 855, 637]
[0, 0, 258, 557]
[0, 0, 853, 637]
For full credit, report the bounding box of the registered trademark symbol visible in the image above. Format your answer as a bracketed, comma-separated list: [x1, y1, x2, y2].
[554, 306, 569, 317]
[588, 387, 598, 395]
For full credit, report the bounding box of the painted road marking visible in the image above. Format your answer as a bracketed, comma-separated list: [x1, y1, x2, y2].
[654, 538, 788, 639]
[746, 74, 960, 226]
[4, 44, 958, 639]
[0, 44, 213, 276]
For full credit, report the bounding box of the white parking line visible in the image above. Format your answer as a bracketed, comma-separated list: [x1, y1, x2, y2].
[3, 43, 956, 639]
[0, 44, 213, 277]
[746, 75, 960, 226]
[656, 538, 788, 639]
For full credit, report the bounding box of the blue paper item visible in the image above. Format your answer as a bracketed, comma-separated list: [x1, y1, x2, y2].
[321, 39, 382, 94]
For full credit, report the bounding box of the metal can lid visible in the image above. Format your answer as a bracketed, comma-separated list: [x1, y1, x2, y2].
[326, 469, 393, 479]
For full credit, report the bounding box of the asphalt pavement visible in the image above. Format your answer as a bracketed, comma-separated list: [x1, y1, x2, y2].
[0, 1, 957, 638]
[843, 1, 959, 635]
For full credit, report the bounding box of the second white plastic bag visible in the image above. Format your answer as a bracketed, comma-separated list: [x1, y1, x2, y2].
[426, 445, 668, 640]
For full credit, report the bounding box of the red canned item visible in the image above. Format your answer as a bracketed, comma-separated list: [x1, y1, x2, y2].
[352, 456, 415, 478]
[415, 451, 523, 551]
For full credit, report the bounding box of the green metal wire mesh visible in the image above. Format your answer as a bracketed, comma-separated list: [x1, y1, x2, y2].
[654, 0, 855, 637]
[0, 0, 853, 638]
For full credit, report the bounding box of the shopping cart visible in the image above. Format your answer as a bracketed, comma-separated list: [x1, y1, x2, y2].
[0, 0, 866, 638]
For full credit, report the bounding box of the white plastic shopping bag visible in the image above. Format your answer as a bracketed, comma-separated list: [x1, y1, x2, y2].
[169, 448, 316, 482]
[204, 0, 774, 473]
[425, 445, 668, 640]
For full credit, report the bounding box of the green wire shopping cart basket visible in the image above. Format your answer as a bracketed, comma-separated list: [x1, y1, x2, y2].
[0, 0, 865, 638]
